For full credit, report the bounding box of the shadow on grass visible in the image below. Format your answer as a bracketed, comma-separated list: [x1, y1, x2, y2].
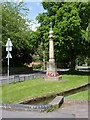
[58, 70, 90, 76]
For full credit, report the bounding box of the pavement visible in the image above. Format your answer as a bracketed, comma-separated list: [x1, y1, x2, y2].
[0, 102, 89, 119]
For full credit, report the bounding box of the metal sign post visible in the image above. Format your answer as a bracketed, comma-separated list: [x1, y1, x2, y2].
[43, 50, 45, 71]
[6, 38, 13, 83]
[8, 40, 9, 83]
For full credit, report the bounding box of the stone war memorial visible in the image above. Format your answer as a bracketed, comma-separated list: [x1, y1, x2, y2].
[44, 23, 62, 81]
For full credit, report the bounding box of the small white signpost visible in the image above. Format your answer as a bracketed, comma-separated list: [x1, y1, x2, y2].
[6, 38, 13, 83]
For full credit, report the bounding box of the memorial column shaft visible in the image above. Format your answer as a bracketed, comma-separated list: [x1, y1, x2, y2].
[49, 38, 54, 60]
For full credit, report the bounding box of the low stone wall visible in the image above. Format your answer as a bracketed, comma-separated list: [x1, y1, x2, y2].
[0, 97, 89, 112]
[0, 103, 51, 112]
[0, 96, 64, 112]
[0, 73, 45, 84]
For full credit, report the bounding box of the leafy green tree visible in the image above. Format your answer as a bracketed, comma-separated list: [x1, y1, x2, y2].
[0, 3, 2, 71]
[86, 23, 90, 58]
[36, 2, 89, 70]
[0, 3, 2, 43]
[32, 41, 48, 62]
[2, 2, 35, 67]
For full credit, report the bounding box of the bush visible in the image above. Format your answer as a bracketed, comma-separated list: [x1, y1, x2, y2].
[46, 105, 59, 113]
[32, 63, 43, 70]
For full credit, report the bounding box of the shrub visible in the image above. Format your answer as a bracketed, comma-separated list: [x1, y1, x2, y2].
[32, 63, 43, 69]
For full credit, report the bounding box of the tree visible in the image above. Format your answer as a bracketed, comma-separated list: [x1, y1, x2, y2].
[0, 3, 2, 71]
[32, 41, 48, 62]
[2, 2, 36, 67]
[36, 2, 89, 70]
[86, 23, 90, 57]
[0, 3, 2, 43]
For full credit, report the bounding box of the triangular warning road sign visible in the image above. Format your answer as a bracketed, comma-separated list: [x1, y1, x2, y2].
[6, 52, 12, 58]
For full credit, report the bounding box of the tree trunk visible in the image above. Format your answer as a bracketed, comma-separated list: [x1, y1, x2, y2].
[70, 57, 76, 71]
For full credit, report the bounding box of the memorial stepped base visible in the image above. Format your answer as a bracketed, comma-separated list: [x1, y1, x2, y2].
[44, 76, 62, 81]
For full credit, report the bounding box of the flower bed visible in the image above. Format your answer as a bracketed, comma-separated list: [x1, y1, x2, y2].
[46, 73, 60, 77]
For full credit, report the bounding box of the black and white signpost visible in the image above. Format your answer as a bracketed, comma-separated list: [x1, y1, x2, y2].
[6, 38, 13, 83]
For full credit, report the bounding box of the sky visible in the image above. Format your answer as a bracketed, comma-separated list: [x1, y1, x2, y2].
[24, 2, 47, 31]
[26, 2, 46, 20]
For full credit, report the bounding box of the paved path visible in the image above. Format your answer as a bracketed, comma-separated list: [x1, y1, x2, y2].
[0, 103, 89, 119]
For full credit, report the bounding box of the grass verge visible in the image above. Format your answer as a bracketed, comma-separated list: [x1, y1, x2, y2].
[66, 89, 89, 100]
[1, 74, 89, 103]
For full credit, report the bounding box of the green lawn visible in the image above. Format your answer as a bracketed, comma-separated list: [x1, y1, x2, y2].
[1, 74, 89, 103]
[66, 89, 89, 100]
